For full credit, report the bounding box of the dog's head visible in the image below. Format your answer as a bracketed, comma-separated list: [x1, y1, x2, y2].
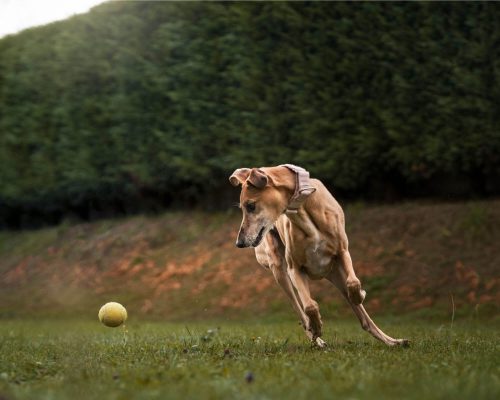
[229, 167, 290, 248]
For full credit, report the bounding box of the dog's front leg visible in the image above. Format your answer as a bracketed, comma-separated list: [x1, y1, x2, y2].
[288, 263, 325, 346]
[259, 233, 326, 347]
[270, 263, 325, 347]
[269, 263, 310, 334]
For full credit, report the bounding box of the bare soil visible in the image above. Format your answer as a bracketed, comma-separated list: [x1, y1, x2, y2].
[0, 200, 498, 320]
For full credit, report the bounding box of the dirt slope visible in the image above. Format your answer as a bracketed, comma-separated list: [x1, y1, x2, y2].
[0, 201, 498, 320]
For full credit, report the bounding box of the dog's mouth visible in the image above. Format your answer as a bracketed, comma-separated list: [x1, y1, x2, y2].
[251, 227, 266, 247]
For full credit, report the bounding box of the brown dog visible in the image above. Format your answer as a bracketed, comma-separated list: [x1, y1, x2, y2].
[230, 164, 408, 347]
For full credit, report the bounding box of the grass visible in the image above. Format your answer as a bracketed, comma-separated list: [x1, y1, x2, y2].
[0, 201, 499, 399]
[0, 317, 498, 400]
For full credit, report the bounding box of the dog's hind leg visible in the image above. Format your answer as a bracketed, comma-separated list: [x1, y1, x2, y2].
[327, 266, 409, 347]
[338, 249, 366, 305]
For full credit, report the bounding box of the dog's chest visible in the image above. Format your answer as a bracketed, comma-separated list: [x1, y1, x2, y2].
[277, 214, 338, 279]
[303, 240, 334, 279]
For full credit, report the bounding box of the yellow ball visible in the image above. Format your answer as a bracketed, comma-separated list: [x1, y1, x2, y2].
[98, 302, 127, 327]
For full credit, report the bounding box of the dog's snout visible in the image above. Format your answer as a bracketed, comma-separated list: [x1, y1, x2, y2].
[236, 228, 248, 248]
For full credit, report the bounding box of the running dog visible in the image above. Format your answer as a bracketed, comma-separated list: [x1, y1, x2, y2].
[229, 164, 408, 347]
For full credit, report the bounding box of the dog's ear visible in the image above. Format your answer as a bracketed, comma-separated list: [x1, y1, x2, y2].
[229, 168, 251, 186]
[247, 168, 268, 189]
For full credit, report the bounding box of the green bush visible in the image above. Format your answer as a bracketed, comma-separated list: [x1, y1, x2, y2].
[1, 2, 499, 226]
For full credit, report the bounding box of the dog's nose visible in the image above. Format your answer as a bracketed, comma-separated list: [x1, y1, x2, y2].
[236, 228, 246, 248]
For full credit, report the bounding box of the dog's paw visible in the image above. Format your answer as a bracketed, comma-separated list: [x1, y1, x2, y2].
[304, 304, 322, 338]
[386, 338, 410, 347]
[314, 337, 327, 348]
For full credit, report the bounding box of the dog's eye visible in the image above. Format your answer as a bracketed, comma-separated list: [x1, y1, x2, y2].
[246, 202, 256, 213]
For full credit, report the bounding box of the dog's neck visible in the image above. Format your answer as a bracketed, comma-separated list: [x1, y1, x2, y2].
[284, 196, 321, 241]
[279, 164, 316, 214]
[275, 166, 319, 239]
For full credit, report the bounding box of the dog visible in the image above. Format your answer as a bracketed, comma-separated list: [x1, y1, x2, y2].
[229, 164, 408, 347]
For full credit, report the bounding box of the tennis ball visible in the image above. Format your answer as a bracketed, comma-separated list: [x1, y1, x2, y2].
[98, 302, 127, 327]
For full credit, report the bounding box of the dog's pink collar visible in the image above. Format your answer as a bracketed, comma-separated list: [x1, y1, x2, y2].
[280, 164, 316, 214]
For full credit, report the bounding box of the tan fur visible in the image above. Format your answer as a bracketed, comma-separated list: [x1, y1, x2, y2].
[230, 165, 408, 347]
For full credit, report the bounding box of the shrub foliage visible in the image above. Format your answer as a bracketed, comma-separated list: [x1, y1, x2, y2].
[1, 2, 499, 226]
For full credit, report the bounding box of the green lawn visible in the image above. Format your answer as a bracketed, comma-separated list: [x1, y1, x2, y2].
[0, 317, 498, 400]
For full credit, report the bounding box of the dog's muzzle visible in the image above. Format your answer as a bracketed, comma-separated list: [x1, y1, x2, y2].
[235, 226, 266, 248]
[236, 228, 248, 248]
[251, 227, 266, 247]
